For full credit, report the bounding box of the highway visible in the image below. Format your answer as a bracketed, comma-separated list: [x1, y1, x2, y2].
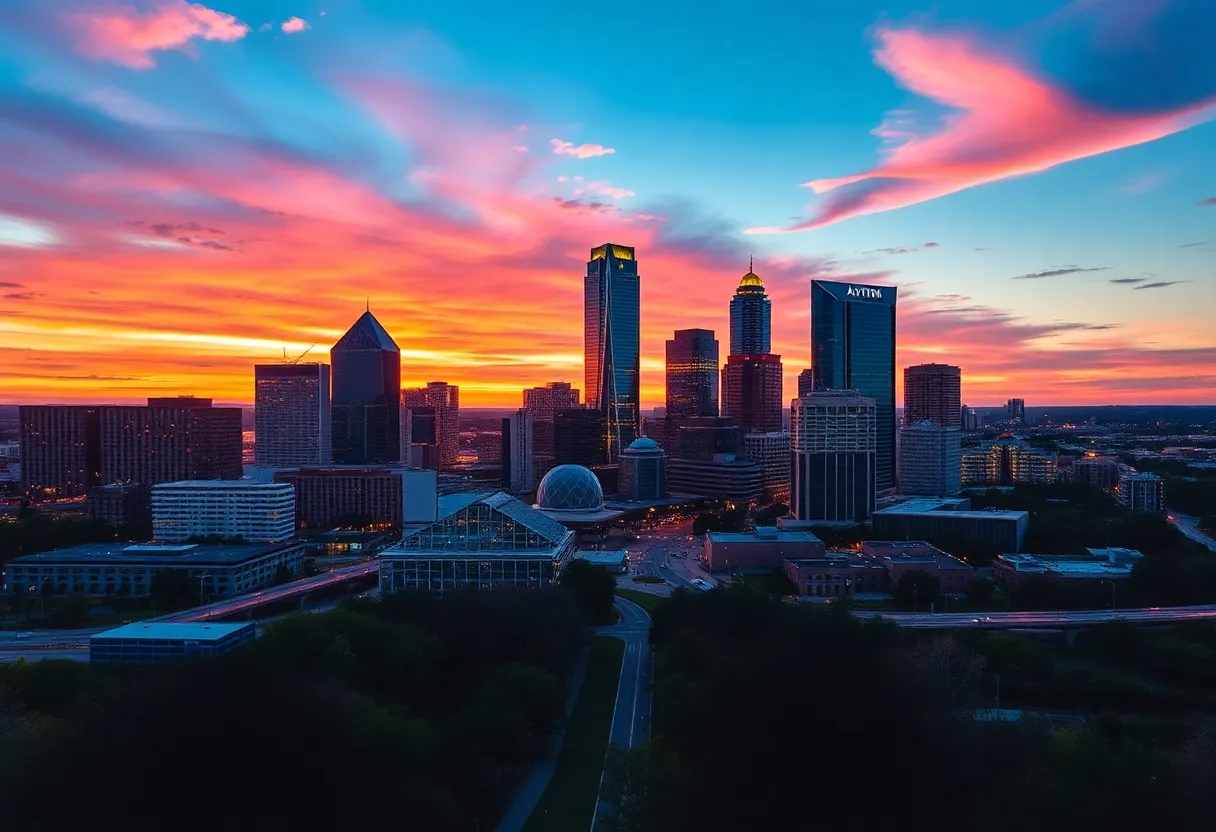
[1169, 511, 1216, 553]
[856, 603, 1216, 629]
[161, 560, 378, 622]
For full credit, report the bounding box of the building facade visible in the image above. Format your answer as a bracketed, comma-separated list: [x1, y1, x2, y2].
[673, 416, 743, 461]
[791, 390, 876, 524]
[721, 353, 784, 434]
[554, 408, 605, 469]
[404, 406, 436, 470]
[1006, 398, 1026, 424]
[254, 362, 331, 467]
[403, 382, 460, 470]
[1119, 472, 1165, 513]
[269, 466, 437, 529]
[961, 437, 1058, 485]
[665, 456, 763, 503]
[90, 622, 257, 665]
[585, 243, 641, 463]
[798, 369, 815, 398]
[618, 437, 666, 501]
[523, 381, 580, 474]
[783, 552, 888, 597]
[742, 431, 792, 505]
[903, 364, 961, 428]
[379, 491, 576, 595]
[704, 525, 824, 572]
[665, 328, 719, 448]
[1070, 457, 1125, 491]
[898, 421, 962, 496]
[729, 265, 772, 354]
[871, 503, 1029, 553]
[960, 405, 983, 431]
[19, 405, 101, 497]
[151, 480, 296, 543]
[502, 408, 536, 493]
[810, 280, 898, 494]
[330, 310, 401, 466]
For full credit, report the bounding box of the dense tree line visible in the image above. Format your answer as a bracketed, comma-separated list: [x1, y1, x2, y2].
[0, 508, 115, 567]
[599, 587, 1216, 831]
[0, 588, 592, 831]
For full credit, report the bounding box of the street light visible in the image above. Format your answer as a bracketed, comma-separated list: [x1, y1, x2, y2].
[199, 573, 213, 617]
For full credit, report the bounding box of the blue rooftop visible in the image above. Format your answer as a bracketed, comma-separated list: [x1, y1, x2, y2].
[91, 622, 253, 642]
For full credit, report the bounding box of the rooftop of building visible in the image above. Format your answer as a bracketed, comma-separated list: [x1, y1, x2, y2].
[153, 479, 293, 490]
[332, 309, 399, 353]
[623, 437, 663, 453]
[9, 540, 301, 567]
[91, 622, 253, 642]
[862, 540, 945, 556]
[388, 491, 578, 554]
[708, 526, 824, 545]
[874, 497, 1028, 520]
[881, 553, 972, 571]
[667, 455, 762, 469]
[998, 548, 1143, 576]
[785, 555, 884, 570]
[574, 550, 629, 565]
[1120, 471, 1163, 480]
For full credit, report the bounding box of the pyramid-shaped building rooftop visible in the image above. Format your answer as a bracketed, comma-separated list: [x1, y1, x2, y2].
[332, 310, 399, 352]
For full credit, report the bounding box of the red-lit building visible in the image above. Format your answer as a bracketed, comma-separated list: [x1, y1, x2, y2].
[721, 353, 783, 434]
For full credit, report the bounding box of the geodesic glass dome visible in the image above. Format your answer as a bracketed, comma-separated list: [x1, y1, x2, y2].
[535, 464, 605, 511]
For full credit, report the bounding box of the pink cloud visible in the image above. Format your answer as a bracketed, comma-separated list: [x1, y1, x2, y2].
[748, 23, 1216, 234]
[70, 1, 250, 69]
[575, 180, 636, 199]
[281, 16, 308, 34]
[550, 138, 615, 159]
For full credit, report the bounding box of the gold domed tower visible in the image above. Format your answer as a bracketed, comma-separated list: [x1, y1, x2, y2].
[730, 257, 771, 354]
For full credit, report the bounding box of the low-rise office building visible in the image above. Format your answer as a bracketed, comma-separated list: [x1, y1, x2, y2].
[703, 525, 825, 572]
[254, 465, 438, 530]
[862, 540, 974, 594]
[4, 540, 304, 598]
[90, 622, 256, 664]
[1118, 472, 1165, 513]
[666, 454, 764, 504]
[152, 480, 295, 543]
[872, 499, 1030, 553]
[783, 552, 887, 597]
[379, 491, 576, 594]
[993, 547, 1144, 588]
[574, 549, 629, 574]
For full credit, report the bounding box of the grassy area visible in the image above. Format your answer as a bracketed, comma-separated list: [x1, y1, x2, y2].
[523, 636, 625, 832]
[615, 588, 666, 616]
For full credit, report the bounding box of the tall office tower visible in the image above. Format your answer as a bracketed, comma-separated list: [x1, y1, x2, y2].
[730, 262, 772, 354]
[810, 279, 897, 494]
[898, 421, 962, 496]
[665, 329, 719, 449]
[903, 364, 961, 427]
[1006, 398, 1026, 424]
[523, 381, 581, 473]
[502, 408, 536, 493]
[403, 382, 460, 469]
[585, 243, 640, 463]
[721, 353, 784, 433]
[742, 431, 792, 504]
[791, 390, 876, 523]
[960, 405, 983, 431]
[100, 398, 242, 485]
[254, 363, 332, 466]
[554, 407, 605, 469]
[19, 406, 101, 498]
[798, 368, 815, 398]
[406, 406, 437, 470]
[330, 310, 401, 465]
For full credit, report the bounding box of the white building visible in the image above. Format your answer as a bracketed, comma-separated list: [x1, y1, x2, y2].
[791, 390, 876, 523]
[898, 420, 961, 496]
[503, 408, 535, 493]
[1119, 472, 1165, 513]
[152, 480, 295, 543]
[743, 431, 791, 504]
[254, 362, 331, 466]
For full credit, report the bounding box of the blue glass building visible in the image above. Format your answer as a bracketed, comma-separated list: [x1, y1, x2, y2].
[810, 280, 898, 493]
[585, 244, 640, 463]
[729, 265, 772, 354]
[330, 309, 401, 465]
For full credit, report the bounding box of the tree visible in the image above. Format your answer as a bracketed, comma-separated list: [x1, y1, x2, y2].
[149, 570, 196, 611]
[60, 592, 91, 628]
[966, 577, 996, 605]
[559, 559, 617, 625]
[273, 565, 294, 586]
[894, 570, 941, 609]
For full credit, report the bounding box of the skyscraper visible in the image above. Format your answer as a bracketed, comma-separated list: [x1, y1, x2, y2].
[19, 406, 101, 498]
[722, 354, 783, 433]
[1006, 398, 1026, 424]
[665, 328, 719, 449]
[554, 408, 605, 469]
[798, 369, 815, 398]
[791, 390, 876, 523]
[330, 310, 401, 465]
[729, 261, 772, 354]
[903, 364, 961, 427]
[404, 382, 460, 469]
[524, 382, 580, 474]
[810, 279, 897, 494]
[502, 408, 535, 493]
[254, 362, 331, 467]
[585, 243, 640, 463]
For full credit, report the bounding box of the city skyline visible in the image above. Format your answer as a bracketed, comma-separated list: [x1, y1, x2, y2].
[1, 0, 1214, 408]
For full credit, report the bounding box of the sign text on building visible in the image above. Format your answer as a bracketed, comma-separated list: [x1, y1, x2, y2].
[846, 286, 883, 300]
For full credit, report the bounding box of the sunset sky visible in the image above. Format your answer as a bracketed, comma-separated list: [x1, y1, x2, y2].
[1, 0, 1214, 409]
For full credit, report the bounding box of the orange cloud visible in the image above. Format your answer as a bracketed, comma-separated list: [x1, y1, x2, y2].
[70, 1, 249, 68]
[748, 23, 1216, 234]
[281, 16, 308, 34]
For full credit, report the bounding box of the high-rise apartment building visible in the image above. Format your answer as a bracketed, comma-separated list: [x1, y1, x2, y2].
[254, 363, 331, 467]
[270, 466, 438, 529]
[330, 310, 401, 465]
[898, 421, 962, 496]
[960, 405, 983, 431]
[502, 408, 536, 493]
[729, 262, 772, 354]
[665, 328, 719, 448]
[1119, 472, 1165, 513]
[791, 390, 876, 523]
[903, 364, 961, 427]
[403, 382, 460, 469]
[1006, 398, 1026, 424]
[742, 431, 792, 505]
[585, 243, 640, 463]
[19, 405, 101, 498]
[798, 369, 815, 398]
[810, 280, 897, 494]
[524, 382, 581, 475]
[151, 480, 296, 543]
[722, 353, 784, 433]
[961, 437, 1057, 485]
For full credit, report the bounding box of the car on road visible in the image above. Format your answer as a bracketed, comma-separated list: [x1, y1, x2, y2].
[16, 632, 32, 639]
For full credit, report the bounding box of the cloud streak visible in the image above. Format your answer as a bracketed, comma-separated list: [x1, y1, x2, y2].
[69, 1, 250, 68]
[550, 138, 615, 158]
[748, 16, 1216, 234]
[1011, 265, 1110, 280]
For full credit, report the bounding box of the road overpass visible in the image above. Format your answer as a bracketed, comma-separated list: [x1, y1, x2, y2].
[856, 603, 1216, 629]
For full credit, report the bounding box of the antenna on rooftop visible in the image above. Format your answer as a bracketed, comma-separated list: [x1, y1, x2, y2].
[283, 344, 317, 364]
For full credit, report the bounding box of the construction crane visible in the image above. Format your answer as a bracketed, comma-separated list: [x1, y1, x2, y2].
[282, 344, 317, 364]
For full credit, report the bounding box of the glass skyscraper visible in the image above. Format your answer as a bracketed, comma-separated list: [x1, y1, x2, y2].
[585, 243, 640, 463]
[729, 264, 771, 354]
[665, 328, 719, 448]
[330, 310, 401, 465]
[810, 280, 898, 493]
